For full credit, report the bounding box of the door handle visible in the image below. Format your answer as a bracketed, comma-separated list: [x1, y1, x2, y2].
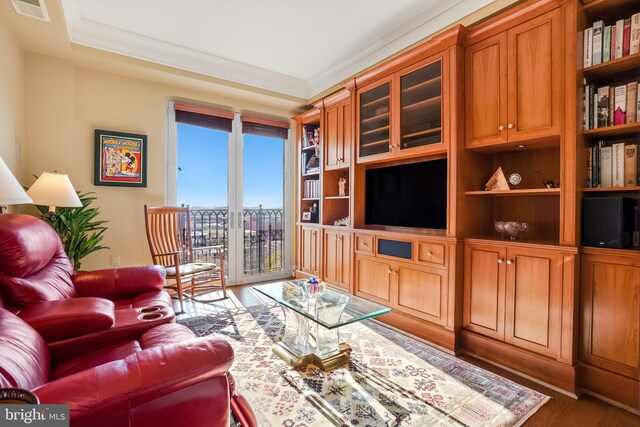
[238, 211, 243, 229]
[229, 213, 234, 229]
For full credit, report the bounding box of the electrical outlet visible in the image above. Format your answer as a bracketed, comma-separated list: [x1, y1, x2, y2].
[110, 255, 120, 266]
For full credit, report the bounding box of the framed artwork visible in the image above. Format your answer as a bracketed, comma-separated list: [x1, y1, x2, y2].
[94, 129, 147, 187]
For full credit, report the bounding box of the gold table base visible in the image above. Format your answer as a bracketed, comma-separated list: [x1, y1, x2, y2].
[272, 343, 352, 371]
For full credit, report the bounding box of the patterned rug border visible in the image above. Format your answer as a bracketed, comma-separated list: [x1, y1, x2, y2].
[179, 303, 550, 426]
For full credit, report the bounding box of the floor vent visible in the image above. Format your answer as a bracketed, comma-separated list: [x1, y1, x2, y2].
[11, 0, 50, 22]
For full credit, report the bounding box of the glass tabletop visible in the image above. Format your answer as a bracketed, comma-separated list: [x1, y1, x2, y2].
[252, 280, 391, 330]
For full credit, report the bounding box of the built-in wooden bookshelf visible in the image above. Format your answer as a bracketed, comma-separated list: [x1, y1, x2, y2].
[297, 108, 322, 224]
[576, 0, 640, 413]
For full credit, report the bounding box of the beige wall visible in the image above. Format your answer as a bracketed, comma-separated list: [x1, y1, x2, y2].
[24, 53, 297, 270]
[0, 13, 25, 191]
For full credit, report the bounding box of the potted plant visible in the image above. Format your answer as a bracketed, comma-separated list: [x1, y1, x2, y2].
[35, 191, 109, 271]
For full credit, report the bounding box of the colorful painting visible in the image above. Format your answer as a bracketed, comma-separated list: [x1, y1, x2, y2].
[94, 129, 147, 187]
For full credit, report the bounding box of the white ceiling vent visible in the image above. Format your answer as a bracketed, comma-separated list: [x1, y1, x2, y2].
[11, 0, 50, 22]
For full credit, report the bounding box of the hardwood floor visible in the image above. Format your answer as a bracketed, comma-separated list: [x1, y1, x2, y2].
[176, 282, 640, 426]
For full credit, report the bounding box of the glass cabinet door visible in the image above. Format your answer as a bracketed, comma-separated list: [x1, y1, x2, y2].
[399, 60, 442, 150]
[359, 82, 391, 158]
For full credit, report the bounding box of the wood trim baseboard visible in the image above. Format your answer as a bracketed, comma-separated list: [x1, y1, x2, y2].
[375, 310, 456, 352]
[578, 362, 640, 413]
[461, 329, 577, 393]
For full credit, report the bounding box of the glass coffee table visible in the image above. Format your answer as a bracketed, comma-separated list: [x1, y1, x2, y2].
[252, 280, 391, 371]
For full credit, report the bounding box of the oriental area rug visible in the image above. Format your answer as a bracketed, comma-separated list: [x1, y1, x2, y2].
[179, 304, 549, 426]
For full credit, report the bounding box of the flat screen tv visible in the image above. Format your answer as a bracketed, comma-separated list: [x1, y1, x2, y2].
[365, 159, 447, 230]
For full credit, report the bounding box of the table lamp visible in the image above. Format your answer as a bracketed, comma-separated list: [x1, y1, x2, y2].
[27, 171, 82, 213]
[0, 155, 32, 213]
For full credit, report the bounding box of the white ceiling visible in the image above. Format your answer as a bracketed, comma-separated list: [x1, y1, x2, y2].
[60, 0, 492, 99]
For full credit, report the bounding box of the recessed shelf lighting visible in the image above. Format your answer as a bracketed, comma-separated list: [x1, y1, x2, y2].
[517, 144, 526, 148]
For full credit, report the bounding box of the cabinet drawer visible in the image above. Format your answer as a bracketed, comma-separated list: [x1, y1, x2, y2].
[416, 242, 445, 266]
[355, 234, 374, 254]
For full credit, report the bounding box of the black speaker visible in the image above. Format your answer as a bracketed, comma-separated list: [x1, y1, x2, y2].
[582, 197, 634, 248]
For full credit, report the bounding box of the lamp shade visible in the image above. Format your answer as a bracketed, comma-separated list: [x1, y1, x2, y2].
[0, 155, 32, 205]
[27, 172, 82, 208]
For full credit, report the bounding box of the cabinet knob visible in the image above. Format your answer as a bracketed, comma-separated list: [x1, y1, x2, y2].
[427, 251, 433, 256]
[362, 242, 368, 246]
[335, 235, 340, 240]
[508, 123, 514, 129]
[498, 125, 505, 131]
[506, 259, 513, 265]
[388, 269, 393, 274]
[497, 258, 504, 264]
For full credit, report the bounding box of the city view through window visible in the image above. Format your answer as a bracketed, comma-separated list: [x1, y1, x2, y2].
[177, 124, 285, 278]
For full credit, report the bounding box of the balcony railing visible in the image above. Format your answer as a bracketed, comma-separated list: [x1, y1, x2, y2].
[189, 207, 284, 276]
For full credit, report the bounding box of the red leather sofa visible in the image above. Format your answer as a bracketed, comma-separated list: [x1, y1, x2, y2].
[0, 214, 257, 426]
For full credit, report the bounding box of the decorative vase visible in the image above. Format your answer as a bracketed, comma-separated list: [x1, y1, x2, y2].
[302, 277, 325, 299]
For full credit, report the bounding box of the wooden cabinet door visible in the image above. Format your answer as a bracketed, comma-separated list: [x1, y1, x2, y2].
[337, 231, 352, 290]
[324, 104, 340, 170]
[300, 226, 321, 276]
[581, 253, 639, 379]
[354, 255, 391, 304]
[396, 261, 447, 326]
[465, 33, 507, 148]
[323, 229, 340, 284]
[506, 9, 560, 142]
[504, 247, 562, 357]
[397, 53, 447, 157]
[463, 243, 506, 340]
[300, 226, 315, 274]
[338, 99, 352, 168]
[357, 77, 393, 163]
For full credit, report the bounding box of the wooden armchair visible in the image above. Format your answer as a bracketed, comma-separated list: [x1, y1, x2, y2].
[144, 205, 227, 312]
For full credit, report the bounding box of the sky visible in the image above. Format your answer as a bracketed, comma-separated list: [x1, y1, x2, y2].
[177, 123, 284, 209]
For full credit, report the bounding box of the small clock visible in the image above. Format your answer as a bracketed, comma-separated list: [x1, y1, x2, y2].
[508, 173, 522, 186]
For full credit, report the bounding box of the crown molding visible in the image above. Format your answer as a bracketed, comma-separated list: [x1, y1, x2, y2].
[61, 0, 491, 100]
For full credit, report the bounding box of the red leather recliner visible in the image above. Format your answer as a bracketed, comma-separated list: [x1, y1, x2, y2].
[0, 307, 257, 427]
[0, 214, 177, 358]
[0, 214, 257, 426]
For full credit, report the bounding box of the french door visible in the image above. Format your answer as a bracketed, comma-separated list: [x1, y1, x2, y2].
[168, 103, 292, 285]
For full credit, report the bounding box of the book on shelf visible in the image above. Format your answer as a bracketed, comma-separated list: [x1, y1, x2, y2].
[593, 21, 604, 65]
[632, 13, 640, 55]
[584, 27, 593, 67]
[623, 18, 631, 56]
[625, 144, 638, 186]
[613, 142, 625, 187]
[627, 82, 638, 123]
[583, 12, 638, 66]
[583, 82, 638, 129]
[597, 86, 610, 127]
[603, 25, 612, 62]
[601, 145, 613, 187]
[615, 19, 624, 59]
[614, 85, 627, 125]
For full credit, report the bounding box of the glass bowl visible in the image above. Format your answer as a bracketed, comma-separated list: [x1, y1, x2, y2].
[495, 221, 529, 240]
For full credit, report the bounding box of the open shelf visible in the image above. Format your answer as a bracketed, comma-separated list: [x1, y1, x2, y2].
[302, 145, 317, 152]
[302, 171, 320, 177]
[583, 186, 640, 192]
[301, 197, 320, 201]
[465, 188, 560, 196]
[325, 195, 349, 200]
[582, 122, 640, 138]
[581, 52, 640, 79]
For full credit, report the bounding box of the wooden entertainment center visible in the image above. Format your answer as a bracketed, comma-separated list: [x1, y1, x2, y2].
[294, 0, 639, 413]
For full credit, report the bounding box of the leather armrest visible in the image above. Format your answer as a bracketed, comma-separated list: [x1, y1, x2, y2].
[73, 266, 166, 300]
[18, 298, 115, 342]
[34, 337, 234, 421]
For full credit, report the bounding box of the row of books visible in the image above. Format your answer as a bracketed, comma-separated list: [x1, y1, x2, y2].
[583, 81, 638, 130]
[587, 141, 639, 188]
[303, 179, 320, 199]
[583, 13, 640, 68]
